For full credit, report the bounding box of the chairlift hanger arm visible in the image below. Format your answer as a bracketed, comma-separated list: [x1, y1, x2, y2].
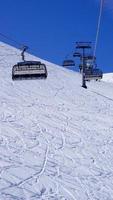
[21, 46, 29, 61]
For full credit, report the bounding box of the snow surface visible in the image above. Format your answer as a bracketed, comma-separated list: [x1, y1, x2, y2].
[103, 73, 113, 84]
[0, 41, 113, 200]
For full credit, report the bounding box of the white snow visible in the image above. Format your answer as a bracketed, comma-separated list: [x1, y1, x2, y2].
[0, 41, 113, 200]
[103, 73, 113, 84]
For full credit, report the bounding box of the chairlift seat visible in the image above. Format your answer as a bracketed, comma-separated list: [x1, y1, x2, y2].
[62, 60, 75, 67]
[12, 61, 47, 80]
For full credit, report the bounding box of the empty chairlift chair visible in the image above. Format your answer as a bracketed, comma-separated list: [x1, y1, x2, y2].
[84, 67, 103, 81]
[62, 59, 75, 67]
[83, 55, 103, 81]
[12, 61, 47, 80]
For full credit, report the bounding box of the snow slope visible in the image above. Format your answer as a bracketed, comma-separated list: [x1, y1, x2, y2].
[103, 73, 113, 84]
[0, 41, 113, 200]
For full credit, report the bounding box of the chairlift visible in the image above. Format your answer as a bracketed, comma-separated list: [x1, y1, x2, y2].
[73, 52, 81, 57]
[78, 54, 103, 81]
[62, 59, 75, 67]
[12, 46, 48, 80]
[85, 67, 103, 81]
[12, 61, 47, 80]
[76, 42, 92, 49]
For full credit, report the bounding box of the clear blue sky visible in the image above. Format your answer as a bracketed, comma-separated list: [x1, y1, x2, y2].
[0, 0, 112, 72]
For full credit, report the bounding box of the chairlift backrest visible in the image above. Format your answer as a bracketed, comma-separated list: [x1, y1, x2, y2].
[17, 61, 41, 66]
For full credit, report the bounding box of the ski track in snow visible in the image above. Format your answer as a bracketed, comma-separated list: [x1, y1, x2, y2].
[0, 42, 113, 199]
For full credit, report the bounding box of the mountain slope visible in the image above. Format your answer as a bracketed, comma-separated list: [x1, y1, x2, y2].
[103, 73, 113, 84]
[0, 41, 113, 200]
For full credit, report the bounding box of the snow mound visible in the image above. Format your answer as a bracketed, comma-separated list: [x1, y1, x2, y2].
[0, 41, 113, 200]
